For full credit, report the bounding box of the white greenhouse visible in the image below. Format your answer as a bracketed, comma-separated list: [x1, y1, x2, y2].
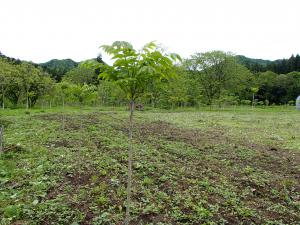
[296, 96, 300, 110]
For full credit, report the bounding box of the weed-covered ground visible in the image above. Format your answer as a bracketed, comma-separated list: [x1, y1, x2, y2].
[0, 107, 299, 224]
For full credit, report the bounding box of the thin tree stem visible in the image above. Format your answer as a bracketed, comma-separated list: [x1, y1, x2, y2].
[62, 96, 65, 131]
[0, 126, 3, 152]
[124, 99, 134, 225]
[2, 85, 4, 110]
[26, 88, 29, 110]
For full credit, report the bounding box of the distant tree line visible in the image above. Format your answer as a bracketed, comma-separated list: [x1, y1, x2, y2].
[0, 50, 300, 109]
[237, 54, 300, 74]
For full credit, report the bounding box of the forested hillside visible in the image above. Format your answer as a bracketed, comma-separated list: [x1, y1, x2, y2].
[40, 59, 78, 81]
[237, 54, 300, 74]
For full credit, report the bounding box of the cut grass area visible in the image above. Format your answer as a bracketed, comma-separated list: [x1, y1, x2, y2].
[0, 107, 299, 224]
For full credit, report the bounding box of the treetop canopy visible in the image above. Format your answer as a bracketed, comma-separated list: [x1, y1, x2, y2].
[83, 41, 181, 100]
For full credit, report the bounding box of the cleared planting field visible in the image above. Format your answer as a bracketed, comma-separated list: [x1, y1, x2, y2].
[0, 107, 299, 224]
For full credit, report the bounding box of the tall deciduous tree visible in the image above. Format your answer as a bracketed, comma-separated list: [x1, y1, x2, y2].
[85, 41, 180, 224]
[186, 51, 248, 105]
[0, 59, 53, 108]
[63, 66, 97, 85]
[0, 58, 15, 109]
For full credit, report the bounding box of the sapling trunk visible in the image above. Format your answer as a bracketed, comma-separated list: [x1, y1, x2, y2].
[0, 125, 4, 152]
[26, 90, 29, 110]
[62, 114, 65, 131]
[80, 103, 83, 130]
[62, 96, 65, 131]
[124, 99, 134, 225]
[2, 95, 4, 110]
[2, 85, 4, 110]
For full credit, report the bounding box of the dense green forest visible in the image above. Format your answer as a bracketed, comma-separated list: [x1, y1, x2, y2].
[40, 59, 78, 81]
[0, 50, 300, 109]
[237, 54, 300, 74]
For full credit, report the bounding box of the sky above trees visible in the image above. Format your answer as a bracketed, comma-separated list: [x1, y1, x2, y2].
[0, 0, 299, 63]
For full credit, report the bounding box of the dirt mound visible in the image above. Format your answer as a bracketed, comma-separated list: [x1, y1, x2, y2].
[136, 120, 225, 149]
[0, 119, 13, 128]
[34, 113, 65, 121]
[2, 143, 24, 153]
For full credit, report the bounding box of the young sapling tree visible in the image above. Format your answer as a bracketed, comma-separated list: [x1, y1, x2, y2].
[85, 41, 180, 224]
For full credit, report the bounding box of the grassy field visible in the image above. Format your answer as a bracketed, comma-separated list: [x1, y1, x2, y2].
[0, 106, 299, 224]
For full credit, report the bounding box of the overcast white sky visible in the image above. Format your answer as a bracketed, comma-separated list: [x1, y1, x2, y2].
[1, 0, 299, 63]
